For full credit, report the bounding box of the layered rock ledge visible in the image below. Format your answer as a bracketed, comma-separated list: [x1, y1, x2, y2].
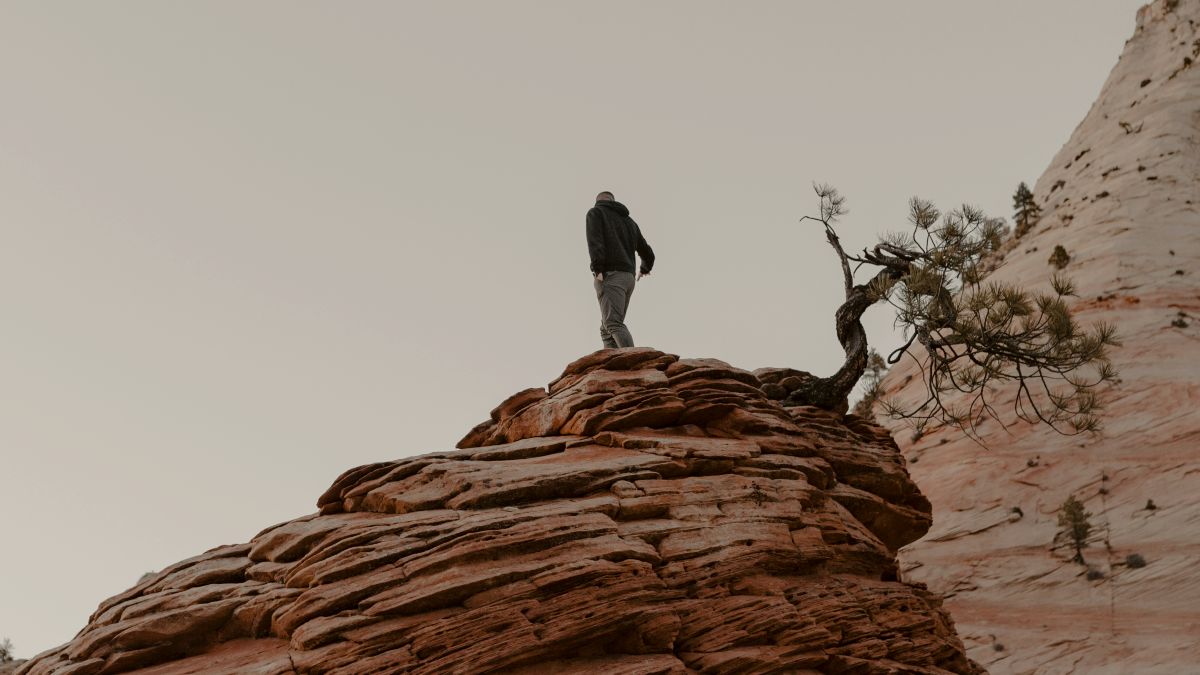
[20, 349, 978, 674]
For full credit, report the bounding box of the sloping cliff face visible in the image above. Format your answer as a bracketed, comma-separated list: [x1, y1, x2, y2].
[879, 1, 1200, 672]
[20, 348, 978, 674]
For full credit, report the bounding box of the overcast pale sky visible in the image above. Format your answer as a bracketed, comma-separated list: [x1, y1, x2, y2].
[0, 1, 1146, 659]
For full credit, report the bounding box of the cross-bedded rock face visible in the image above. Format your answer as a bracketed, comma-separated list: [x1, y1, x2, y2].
[19, 349, 979, 675]
[876, 1, 1200, 672]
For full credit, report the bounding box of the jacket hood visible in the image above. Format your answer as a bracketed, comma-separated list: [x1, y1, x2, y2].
[596, 200, 630, 216]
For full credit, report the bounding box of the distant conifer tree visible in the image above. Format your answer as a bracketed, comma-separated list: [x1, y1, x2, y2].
[1013, 182, 1041, 238]
[1049, 245, 1071, 269]
[1057, 494, 1093, 564]
[0, 638, 13, 663]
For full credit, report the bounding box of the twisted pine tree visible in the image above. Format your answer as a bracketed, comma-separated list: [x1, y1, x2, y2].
[790, 184, 1118, 438]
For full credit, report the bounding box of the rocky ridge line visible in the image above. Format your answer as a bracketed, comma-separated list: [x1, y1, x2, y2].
[20, 348, 978, 674]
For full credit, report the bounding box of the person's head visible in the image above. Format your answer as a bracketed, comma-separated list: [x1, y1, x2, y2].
[596, 191, 615, 202]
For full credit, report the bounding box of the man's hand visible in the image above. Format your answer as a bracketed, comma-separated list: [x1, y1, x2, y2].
[638, 270, 650, 281]
[595, 273, 604, 282]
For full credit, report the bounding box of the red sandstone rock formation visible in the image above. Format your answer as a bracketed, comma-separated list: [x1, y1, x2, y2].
[878, 1, 1200, 672]
[19, 349, 978, 674]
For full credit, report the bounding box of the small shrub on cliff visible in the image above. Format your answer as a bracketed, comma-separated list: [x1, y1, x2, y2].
[1126, 553, 1147, 568]
[794, 184, 1118, 439]
[1013, 182, 1041, 238]
[1049, 245, 1071, 269]
[1, 638, 13, 663]
[1058, 494, 1093, 564]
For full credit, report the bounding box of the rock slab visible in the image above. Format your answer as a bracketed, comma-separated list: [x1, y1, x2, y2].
[20, 348, 978, 674]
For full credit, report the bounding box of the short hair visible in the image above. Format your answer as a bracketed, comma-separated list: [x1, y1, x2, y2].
[596, 191, 615, 202]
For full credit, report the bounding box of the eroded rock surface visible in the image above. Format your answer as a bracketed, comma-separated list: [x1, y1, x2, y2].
[878, 1, 1200, 673]
[20, 348, 977, 674]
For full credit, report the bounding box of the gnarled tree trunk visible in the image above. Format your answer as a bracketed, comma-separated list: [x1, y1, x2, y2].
[782, 267, 904, 411]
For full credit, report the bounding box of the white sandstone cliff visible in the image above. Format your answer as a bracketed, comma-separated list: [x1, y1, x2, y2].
[879, 1, 1200, 673]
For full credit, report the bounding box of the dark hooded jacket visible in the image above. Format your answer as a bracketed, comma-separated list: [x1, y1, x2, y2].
[585, 200, 655, 276]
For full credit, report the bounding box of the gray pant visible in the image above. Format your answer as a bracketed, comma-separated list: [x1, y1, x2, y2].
[594, 271, 636, 348]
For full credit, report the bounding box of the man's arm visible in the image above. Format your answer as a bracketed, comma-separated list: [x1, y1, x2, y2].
[586, 208, 606, 278]
[634, 221, 655, 277]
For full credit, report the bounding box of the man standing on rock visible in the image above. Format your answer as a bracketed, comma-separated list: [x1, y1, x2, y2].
[586, 191, 655, 349]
